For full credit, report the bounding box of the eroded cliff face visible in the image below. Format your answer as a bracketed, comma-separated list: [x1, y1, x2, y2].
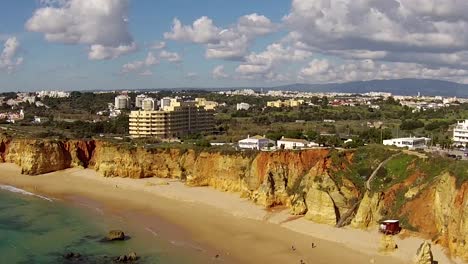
[0, 136, 466, 261]
[0, 138, 95, 175]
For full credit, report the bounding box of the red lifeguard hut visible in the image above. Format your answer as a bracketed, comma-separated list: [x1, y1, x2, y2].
[379, 220, 401, 235]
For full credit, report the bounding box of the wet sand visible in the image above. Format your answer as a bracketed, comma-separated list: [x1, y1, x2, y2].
[0, 163, 457, 264]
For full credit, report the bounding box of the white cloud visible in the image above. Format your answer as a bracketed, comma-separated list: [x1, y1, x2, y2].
[212, 65, 229, 79]
[89, 42, 137, 60]
[139, 70, 153, 76]
[283, 0, 468, 66]
[237, 13, 277, 36]
[300, 59, 330, 77]
[26, 0, 135, 60]
[164, 17, 220, 44]
[164, 13, 277, 60]
[205, 33, 249, 60]
[159, 50, 182, 63]
[299, 59, 468, 84]
[0, 37, 24, 73]
[122, 52, 158, 73]
[151, 41, 166, 50]
[236, 42, 312, 78]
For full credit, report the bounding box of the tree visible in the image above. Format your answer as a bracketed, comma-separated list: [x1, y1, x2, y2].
[284, 130, 303, 139]
[305, 130, 318, 141]
[400, 119, 424, 130]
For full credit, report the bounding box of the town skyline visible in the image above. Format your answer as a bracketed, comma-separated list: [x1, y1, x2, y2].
[2, 0, 468, 91]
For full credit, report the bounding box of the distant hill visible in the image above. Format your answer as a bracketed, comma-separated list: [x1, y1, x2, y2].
[271, 79, 468, 97]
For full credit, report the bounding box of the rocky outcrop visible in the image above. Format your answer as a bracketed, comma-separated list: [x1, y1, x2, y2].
[115, 252, 138, 262]
[304, 183, 338, 225]
[413, 242, 433, 264]
[432, 174, 468, 260]
[351, 191, 384, 228]
[4, 139, 72, 175]
[105, 230, 125, 241]
[379, 235, 398, 253]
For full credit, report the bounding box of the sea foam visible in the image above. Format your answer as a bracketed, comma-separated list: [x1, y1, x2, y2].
[0, 185, 53, 202]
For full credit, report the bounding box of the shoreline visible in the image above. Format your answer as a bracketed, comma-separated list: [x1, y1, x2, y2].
[0, 163, 459, 264]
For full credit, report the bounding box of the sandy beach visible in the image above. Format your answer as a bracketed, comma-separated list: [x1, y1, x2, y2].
[0, 163, 460, 264]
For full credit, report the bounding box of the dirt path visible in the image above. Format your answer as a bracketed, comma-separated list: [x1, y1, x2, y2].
[366, 153, 402, 191]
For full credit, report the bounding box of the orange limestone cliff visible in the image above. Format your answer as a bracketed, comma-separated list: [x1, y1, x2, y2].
[0, 136, 466, 261]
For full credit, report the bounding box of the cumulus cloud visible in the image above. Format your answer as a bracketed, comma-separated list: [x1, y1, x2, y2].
[89, 43, 137, 60]
[159, 50, 182, 63]
[164, 13, 277, 60]
[237, 13, 277, 36]
[164, 17, 220, 44]
[151, 41, 166, 50]
[122, 52, 158, 73]
[0, 37, 24, 73]
[283, 0, 468, 67]
[299, 59, 468, 84]
[212, 65, 229, 79]
[236, 42, 312, 79]
[26, 0, 135, 60]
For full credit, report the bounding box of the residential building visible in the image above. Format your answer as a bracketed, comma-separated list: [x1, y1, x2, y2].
[135, 94, 147, 108]
[383, 137, 431, 149]
[236, 103, 251, 111]
[266, 99, 304, 108]
[277, 137, 309, 149]
[453, 120, 468, 146]
[114, 95, 130, 109]
[238, 135, 272, 150]
[160, 97, 175, 110]
[129, 99, 214, 138]
[195, 98, 218, 110]
[141, 98, 156, 111]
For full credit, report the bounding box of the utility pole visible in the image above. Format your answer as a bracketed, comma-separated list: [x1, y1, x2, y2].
[380, 127, 383, 144]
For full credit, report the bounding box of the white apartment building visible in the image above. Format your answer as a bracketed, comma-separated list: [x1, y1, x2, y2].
[114, 95, 130, 109]
[236, 103, 251, 111]
[160, 97, 173, 110]
[135, 94, 147, 108]
[383, 137, 431, 149]
[453, 120, 468, 146]
[141, 98, 156, 111]
[238, 135, 272, 150]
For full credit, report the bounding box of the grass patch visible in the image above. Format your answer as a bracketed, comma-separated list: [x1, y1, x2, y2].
[371, 154, 416, 192]
[329, 145, 395, 192]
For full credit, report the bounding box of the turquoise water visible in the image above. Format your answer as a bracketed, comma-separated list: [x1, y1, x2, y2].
[0, 185, 216, 264]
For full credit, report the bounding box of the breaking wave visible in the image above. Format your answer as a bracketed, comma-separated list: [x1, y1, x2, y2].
[0, 185, 53, 202]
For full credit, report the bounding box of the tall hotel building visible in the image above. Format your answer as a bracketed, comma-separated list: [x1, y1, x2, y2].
[129, 98, 215, 138]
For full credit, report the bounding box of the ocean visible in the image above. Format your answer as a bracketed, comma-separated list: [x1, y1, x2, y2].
[0, 185, 217, 264]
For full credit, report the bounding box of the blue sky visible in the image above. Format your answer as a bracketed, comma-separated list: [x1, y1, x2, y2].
[1, 0, 468, 91]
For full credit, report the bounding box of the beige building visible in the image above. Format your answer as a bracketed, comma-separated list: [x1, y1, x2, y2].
[267, 99, 304, 108]
[195, 98, 218, 110]
[129, 99, 214, 138]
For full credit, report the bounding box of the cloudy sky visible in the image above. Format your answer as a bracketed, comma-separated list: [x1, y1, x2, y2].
[2, 0, 468, 91]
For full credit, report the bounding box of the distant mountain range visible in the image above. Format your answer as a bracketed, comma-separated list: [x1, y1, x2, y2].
[270, 79, 468, 97]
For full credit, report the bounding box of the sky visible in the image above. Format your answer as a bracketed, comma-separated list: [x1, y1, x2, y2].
[2, 0, 468, 91]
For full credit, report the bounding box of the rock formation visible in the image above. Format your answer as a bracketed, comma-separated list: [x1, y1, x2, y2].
[106, 230, 125, 241]
[379, 235, 398, 253]
[413, 242, 433, 264]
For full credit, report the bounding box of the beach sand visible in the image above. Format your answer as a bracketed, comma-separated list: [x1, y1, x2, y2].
[0, 163, 460, 264]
